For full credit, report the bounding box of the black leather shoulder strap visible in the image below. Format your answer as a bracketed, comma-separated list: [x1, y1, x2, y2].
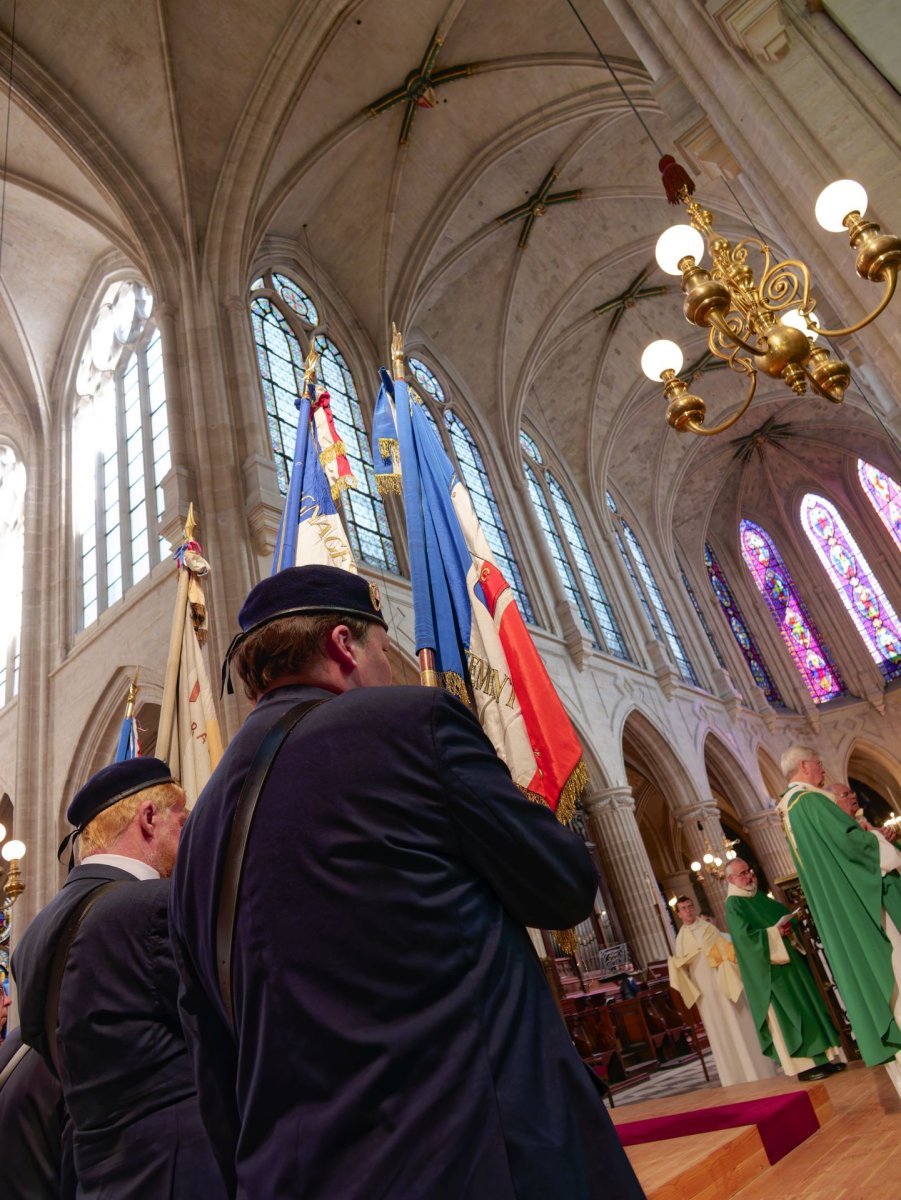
[215, 698, 328, 1034]
[45, 879, 122, 1074]
[0, 1042, 29, 1090]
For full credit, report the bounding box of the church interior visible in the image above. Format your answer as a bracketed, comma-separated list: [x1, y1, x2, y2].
[0, 0, 900, 1194]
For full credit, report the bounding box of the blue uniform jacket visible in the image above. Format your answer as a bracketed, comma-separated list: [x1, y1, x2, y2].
[170, 683, 644, 1199]
[0, 1027, 74, 1198]
[12, 865, 227, 1198]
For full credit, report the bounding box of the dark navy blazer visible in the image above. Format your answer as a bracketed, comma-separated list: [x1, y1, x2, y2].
[170, 683, 644, 1199]
[12, 864, 227, 1198]
[0, 1027, 74, 1198]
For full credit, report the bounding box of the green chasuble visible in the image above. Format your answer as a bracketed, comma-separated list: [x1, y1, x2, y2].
[725, 888, 837, 1063]
[780, 783, 901, 1066]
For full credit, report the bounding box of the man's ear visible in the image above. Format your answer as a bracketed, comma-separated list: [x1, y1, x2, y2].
[137, 800, 157, 839]
[322, 624, 359, 674]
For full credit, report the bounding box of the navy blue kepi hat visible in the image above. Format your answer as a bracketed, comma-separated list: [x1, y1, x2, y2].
[237, 565, 388, 635]
[67, 757, 174, 831]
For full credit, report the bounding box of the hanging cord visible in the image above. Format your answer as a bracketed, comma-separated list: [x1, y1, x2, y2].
[0, 0, 17, 280]
[563, 0, 665, 157]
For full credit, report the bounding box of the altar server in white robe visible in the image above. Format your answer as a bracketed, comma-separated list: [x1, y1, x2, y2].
[669, 895, 777, 1085]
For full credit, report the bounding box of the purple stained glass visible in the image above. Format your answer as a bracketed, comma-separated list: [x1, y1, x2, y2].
[739, 520, 844, 703]
[801, 493, 901, 681]
[704, 543, 783, 706]
[858, 459, 901, 552]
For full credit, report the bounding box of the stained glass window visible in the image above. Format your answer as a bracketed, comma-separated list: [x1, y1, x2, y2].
[858, 459, 901, 552]
[0, 447, 24, 705]
[681, 566, 725, 668]
[73, 280, 169, 630]
[522, 440, 629, 660]
[249, 272, 398, 574]
[408, 356, 446, 404]
[621, 521, 698, 685]
[740, 519, 845, 703]
[704, 543, 783, 704]
[801, 493, 901, 680]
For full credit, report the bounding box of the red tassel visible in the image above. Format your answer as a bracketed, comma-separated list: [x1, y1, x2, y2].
[659, 155, 696, 206]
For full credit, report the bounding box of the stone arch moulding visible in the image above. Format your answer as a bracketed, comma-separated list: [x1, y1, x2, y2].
[619, 705, 700, 812]
[59, 665, 164, 833]
[757, 745, 785, 801]
[845, 738, 901, 813]
[703, 730, 768, 822]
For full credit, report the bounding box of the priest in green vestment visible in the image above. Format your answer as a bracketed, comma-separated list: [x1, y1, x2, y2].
[779, 744, 901, 1095]
[724, 858, 844, 1081]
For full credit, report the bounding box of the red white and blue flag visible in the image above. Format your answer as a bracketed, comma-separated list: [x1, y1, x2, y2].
[372, 363, 587, 819]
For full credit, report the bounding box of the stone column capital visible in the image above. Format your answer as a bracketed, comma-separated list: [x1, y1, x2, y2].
[675, 800, 722, 827]
[743, 806, 781, 831]
[583, 787, 636, 816]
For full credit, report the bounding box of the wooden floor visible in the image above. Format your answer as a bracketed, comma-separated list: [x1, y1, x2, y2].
[612, 1062, 901, 1200]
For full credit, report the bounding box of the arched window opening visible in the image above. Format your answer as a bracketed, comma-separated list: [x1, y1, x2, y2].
[520, 436, 628, 660]
[73, 280, 169, 630]
[704, 542, 783, 705]
[680, 564, 725, 668]
[739, 519, 845, 703]
[606, 494, 698, 685]
[801, 493, 901, 681]
[249, 272, 398, 574]
[0, 448, 24, 704]
[406, 357, 533, 620]
[858, 459, 901, 552]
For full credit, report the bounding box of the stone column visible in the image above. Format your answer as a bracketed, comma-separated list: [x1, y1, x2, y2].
[744, 807, 794, 884]
[583, 788, 673, 966]
[675, 802, 729, 929]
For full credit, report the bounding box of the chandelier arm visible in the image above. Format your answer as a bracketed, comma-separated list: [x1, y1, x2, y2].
[707, 311, 767, 358]
[812, 267, 898, 337]
[684, 368, 757, 437]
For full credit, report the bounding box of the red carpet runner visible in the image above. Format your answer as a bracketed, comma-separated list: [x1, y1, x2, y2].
[615, 1091, 819, 1164]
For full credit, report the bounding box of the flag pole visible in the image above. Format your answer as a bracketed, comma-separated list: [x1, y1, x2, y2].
[156, 504, 196, 764]
[113, 666, 140, 762]
[272, 346, 318, 575]
[391, 324, 439, 689]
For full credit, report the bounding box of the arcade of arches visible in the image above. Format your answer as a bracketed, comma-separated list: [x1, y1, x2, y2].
[0, 1, 899, 987]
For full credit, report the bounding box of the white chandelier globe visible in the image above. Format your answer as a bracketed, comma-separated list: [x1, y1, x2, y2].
[641, 339, 684, 381]
[781, 307, 820, 343]
[656, 224, 705, 275]
[815, 179, 867, 233]
[2, 838, 25, 861]
[690, 860, 702, 872]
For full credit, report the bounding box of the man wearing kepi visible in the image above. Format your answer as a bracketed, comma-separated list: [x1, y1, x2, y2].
[12, 758, 227, 1198]
[170, 565, 644, 1200]
[724, 858, 844, 1081]
[779, 745, 901, 1094]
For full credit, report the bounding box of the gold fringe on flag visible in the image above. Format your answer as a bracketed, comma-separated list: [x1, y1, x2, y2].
[319, 441, 347, 467]
[330, 475, 358, 503]
[379, 437, 399, 459]
[375, 473, 403, 496]
[438, 670, 471, 707]
[521, 757, 589, 826]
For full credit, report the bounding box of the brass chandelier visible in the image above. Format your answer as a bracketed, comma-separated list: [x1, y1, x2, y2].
[641, 176, 901, 437]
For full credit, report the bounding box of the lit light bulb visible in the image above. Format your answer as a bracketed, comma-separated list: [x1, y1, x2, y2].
[2, 839, 25, 861]
[713, 856, 723, 868]
[702, 852, 714, 865]
[781, 307, 820, 343]
[0, 822, 6, 843]
[815, 179, 868, 232]
[690, 860, 702, 873]
[726, 849, 737, 860]
[641, 339, 684, 381]
[668, 896, 677, 908]
[656, 224, 705, 275]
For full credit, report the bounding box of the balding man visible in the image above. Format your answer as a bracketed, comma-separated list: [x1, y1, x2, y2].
[779, 745, 901, 1094]
[12, 758, 227, 1198]
[724, 858, 843, 1081]
[827, 781, 898, 842]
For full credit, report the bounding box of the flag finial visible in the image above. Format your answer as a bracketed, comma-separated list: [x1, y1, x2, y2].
[303, 345, 319, 385]
[391, 323, 405, 381]
[125, 666, 139, 717]
[184, 502, 197, 544]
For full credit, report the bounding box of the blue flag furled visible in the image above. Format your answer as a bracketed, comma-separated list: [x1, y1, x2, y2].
[271, 356, 357, 576]
[373, 329, 587, 821]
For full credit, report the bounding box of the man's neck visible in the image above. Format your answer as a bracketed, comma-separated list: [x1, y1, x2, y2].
[79, 852, 160, 881]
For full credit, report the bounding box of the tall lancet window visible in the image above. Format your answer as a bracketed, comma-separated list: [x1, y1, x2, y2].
[800, 494, 901, 681]
[249, 272, 398, 573]
[858, 459, 901, 553]
[606, 494, 698, 685]
[73, 281, 170, 630]
[704, 542, 783, 705]
[740, 519, 845, 703]
[0, 448, 24, 704]
[406, 356, 534, 622]
[520, 432, 628, 659]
